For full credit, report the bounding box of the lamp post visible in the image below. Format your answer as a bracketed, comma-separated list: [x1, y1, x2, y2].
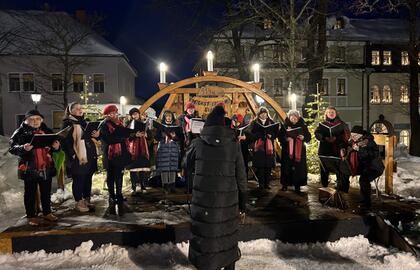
[31, 90, 41, 110]
[120, 96, 127, 116]
[159, 62, 168, 83]
[252, 63, 260, 83]
[207, 50, 214, 71]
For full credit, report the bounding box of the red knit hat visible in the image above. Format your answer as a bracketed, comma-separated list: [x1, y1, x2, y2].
[185, 101, 195, 111]
[103, 104, 118, 115]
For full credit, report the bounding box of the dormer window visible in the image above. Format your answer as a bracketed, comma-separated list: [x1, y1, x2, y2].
[334, 17, 345, 29]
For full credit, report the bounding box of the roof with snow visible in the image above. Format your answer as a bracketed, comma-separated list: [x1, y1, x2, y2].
[0, 10, 137, 74]
[215, 16, 419, 44]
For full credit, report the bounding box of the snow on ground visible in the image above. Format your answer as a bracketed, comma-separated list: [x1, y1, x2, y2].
[0, 136, 25, 232]
[0, 235, 418, 270]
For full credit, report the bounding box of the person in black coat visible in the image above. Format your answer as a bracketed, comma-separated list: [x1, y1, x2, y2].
[185, 105, 247, 270]
[62, 102, 99, 213]
[279, 110, 311, 193]
[315, 106, 350, 192]
[99, 104, 140, 214]
[126, 108, 153, 194]
[346, 126, 384, 209]
[9, 110, 60, 225]
[248, 107, 277, 190]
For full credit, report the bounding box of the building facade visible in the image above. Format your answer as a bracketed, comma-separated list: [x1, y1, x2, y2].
[207, 16, 419, 147]
[0, 10, 138, 136]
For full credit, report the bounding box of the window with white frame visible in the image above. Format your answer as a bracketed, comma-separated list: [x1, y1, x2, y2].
[273, 78, 283, 96]
[320, 78, 329, 96]
[73, 74, 84, 92]
[335, 46, 345, 63]
[400, 130, 410, 147]
[93, 74, 105, 93]
[370, 85, 381, 104]
[383, 51, 392, 65]
[371, 50, 380, 65]
[51, 74, 64, 92]
[337, 78, 346, 96]
[8, 73, 20, 92]
[273, 45, 285, 62]
[22, 73, 34, 92]
[401, 51, 409, 65]
[382, 85, 392, 103]
[400, 85, 409, 103]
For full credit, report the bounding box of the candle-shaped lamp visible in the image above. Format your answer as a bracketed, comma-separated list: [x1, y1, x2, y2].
[207, 51, 214, 71]
[252, 63, 260, 83]
[159, 62, 167, 83]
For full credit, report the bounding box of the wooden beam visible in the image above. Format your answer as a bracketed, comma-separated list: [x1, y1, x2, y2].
[384, 135, 395, 194]
[243, 93, 259, 116]
[139, 75, 287, 121]
[159, 94, 178, 119]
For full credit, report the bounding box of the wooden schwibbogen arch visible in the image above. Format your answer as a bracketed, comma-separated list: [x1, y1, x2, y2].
[139, 71, 287, 121]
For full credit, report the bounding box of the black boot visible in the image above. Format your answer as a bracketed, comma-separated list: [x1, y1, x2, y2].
[106, 199, 117, 216]
[294, 185, 302, 195]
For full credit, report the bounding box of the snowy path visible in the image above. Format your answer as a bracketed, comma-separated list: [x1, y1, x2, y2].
[0, 235, 418, 270]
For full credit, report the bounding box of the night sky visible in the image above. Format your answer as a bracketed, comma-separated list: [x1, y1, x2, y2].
[0, 0, 221, 109]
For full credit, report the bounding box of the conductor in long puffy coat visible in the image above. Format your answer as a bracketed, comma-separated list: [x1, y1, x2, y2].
[185, 105, 247, 270]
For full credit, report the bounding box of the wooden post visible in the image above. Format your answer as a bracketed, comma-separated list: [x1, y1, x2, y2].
[384, 135, 395, 194]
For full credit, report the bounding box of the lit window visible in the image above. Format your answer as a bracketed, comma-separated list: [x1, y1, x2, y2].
[73, 74, 84, 92]
[320, 78, 329, 96]
[400, 85, 409, 103]
[400, 130, 410, 147]
[273, 78, 283, 96]
[334, 18, 345, 29]
[383, 51, 392, 65]
[337, 78, 346, 96]
[93, 74, 105, 93]
[372, 51, 380, 65]
[52, 74, 63, 92]
[370, 85, 381, 104]
[402, 51, 409, 65]
[382, 85, 392, 103]
[371, 123, 388, 134]
[22, 73, 34, 92]
[8, 73, 20, 92]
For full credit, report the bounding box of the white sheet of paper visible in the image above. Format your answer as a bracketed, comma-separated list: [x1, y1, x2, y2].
[191, 120, 205, 134]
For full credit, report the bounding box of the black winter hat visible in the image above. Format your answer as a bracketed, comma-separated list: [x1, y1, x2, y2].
[129, 107, 140, 116]
[24, 109, 44, 120]
[204, 105, 226, 127]
[351, 125, 364, 135]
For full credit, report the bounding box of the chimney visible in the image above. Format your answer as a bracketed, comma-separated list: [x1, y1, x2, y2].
[75, 10, 87, 24]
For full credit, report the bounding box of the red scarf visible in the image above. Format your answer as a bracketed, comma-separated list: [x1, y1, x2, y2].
[349, 142, 359, 176]
[288, 137, 303, 162]
[128, 136, 149, 161]
[255, 138, 274, 155]
[106, 120, 126, 160]
[184, 116, 192, 133]
[33, 130, 52, 170]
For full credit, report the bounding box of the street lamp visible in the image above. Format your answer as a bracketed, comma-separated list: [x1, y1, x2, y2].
[120, 96, 127, 116]
[206, 50, 214, 71]
[31, 90, 41, 110]
[252, 63, 260, 83]
[159, 62, 168, 83]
